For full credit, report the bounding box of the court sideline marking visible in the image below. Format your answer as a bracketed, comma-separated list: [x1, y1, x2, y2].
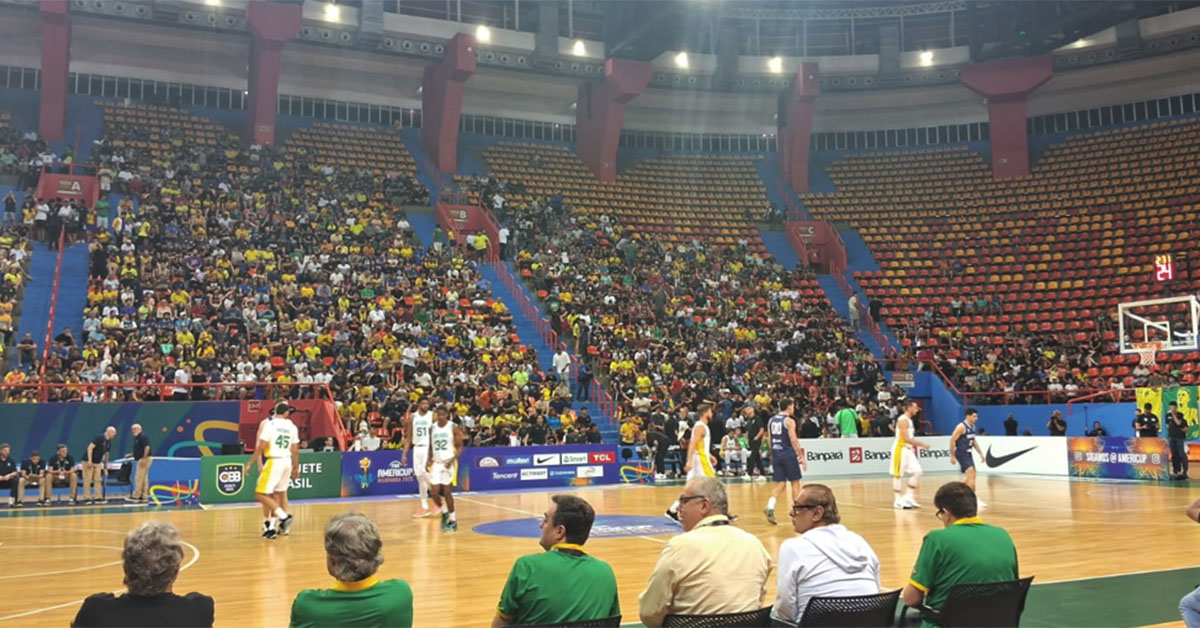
[0, 525, 201, 623]
[457, 497, 668, 544]
[0, 544, 123, 580]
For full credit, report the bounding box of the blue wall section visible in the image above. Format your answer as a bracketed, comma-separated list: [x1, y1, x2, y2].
[759, 230, 799, 269]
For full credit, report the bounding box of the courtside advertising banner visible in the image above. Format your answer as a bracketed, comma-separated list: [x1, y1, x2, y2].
[975, 437, 1069, 476]
[464, 444, 619, 491]
[199, 452, 341, 504]
[341, 450, 420, 497]
[797, 438, 952, 477]
[1068, 436, 1171, 481]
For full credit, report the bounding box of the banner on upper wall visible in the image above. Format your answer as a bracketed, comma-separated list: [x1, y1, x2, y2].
[1068, 436, 1170, 481]
[1137, 386, 1200, 438]
[341, 450, 420, 497]
[199, 452, 341, 504]
[461, 444, 620, 491]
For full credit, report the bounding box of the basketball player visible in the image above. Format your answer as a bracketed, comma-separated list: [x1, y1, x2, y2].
[764, 399, 807, 525]
[949, 407, 987, 508]
[401, 397, 436, 518]
[244, 402, 300, 539]
[665, 403, 716, 523]
[427, 407, 464, 533]
[892, 399, 932, 509]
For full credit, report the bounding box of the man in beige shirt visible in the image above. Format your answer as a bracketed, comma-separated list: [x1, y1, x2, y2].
[638, 477, 772, 627]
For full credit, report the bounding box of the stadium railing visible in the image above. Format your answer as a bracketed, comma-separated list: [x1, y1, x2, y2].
[36, 225, 67, 400]
[0, 381, 335, 403]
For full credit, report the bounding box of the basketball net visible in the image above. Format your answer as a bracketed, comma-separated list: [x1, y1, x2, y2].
[1132, 341, 1162, 368]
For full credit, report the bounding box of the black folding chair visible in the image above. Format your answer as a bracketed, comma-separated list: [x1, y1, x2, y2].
[513, 615, 621, 628]
[798, 589, 901, 627]
[902, 576, 1034, 627]
[663, 606, 773, 628]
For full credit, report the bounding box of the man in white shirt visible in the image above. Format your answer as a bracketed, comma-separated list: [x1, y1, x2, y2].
[552, 349, 571, 384]
[772, 484, 881, 624]
[172, 367, 191, 401]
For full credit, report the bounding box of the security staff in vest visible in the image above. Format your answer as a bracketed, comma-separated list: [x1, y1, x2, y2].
[1167, 402, 1189, 481]
[127, 423, 152, 502]
[83, 427, 116, 505]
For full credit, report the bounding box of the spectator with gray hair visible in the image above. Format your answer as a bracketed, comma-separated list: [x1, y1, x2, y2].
[638, 477, 772, 627]
[290, 512, 413, 628]
[72, 521, 213, 627]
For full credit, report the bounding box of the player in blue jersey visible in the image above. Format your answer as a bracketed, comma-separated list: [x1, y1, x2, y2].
[763, 399, 806, 525]
[948, 407, 986, 509]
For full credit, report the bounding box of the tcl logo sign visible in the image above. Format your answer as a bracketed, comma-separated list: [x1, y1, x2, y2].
[849, 448, 863, 464]
[590, 452, 615, 464]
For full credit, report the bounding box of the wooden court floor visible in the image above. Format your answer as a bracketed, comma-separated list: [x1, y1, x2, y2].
[0, 473, 1196, 627]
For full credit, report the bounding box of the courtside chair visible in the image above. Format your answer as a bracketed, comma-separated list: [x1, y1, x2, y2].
[797, 590, 902, 627]
[662, 606, 773, 628]
[513, 616, 620, 628]
[901, 576, 1033, 628]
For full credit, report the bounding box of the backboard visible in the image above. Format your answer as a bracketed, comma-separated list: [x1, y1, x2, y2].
[1117, 295, 1200, 354]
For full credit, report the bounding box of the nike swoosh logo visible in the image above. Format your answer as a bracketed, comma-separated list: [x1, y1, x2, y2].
[985, 446, 1037, 467]
[535, 456, 555, 463]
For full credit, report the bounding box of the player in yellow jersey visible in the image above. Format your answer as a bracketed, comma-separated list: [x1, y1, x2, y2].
[244, 403, 300, 539]
[665, 403, 717, 524]
[893, 399, 932, 509]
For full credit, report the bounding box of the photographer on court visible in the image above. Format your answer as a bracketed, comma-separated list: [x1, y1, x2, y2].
[1167, 402, 1189, 481]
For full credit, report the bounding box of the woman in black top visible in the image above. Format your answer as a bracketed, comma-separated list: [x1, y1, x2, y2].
[72, 521, 213, 627]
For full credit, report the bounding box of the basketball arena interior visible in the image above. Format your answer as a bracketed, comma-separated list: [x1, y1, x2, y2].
[1, 0, 1200, 626]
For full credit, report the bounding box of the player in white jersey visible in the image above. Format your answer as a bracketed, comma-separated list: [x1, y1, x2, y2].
[892, 399, 932, 509]
[665, 403, 717, 524]
[244, 402, 300, 539]
[401, 397, 436, 518]
[426, 407, 464, 532]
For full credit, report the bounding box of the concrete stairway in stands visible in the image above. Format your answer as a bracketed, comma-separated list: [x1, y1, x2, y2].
[815, 274, 885, 358]
[50, 241, 89, 346]
[758, 230, 800, 270]
[478, 262, 617, 444]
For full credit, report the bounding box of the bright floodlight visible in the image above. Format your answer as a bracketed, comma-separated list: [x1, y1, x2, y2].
[324, 2, 340, 21]
[573, 40, 586, 56]
[919, 50, 933, 65]
[674, 51, 689, 68]
[476, 25, 492, 43]
[204, 0, 220, 6]
[767, 56, 783, 73]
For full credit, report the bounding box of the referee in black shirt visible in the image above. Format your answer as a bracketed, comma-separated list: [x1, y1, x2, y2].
[1167, 401, 1190, 480]
[0, 444, 18, 508]
[83, 427, 115, 505]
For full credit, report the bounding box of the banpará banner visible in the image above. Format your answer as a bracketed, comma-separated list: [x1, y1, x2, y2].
[1068, 436, 1170, 481]
[199, 452, 341, 504]
[1136, 386, 1200, 438]
[791, 436, 1069, 477]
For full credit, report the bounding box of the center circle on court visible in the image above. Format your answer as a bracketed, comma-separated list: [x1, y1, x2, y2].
[473, 515, 680, 539]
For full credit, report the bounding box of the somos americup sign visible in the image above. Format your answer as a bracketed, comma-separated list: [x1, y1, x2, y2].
[797, 436, 1068, 477]
[465, 444, 620, 491]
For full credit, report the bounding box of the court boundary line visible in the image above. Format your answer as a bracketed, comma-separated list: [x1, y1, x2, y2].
[0, 526, 201, 623]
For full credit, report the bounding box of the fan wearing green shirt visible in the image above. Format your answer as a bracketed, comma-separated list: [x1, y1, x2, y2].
[290, 512, 413, 628]
[834, 401, 860, 438]
[902, 482, 1019, 627]
[493, 495, 620, 627]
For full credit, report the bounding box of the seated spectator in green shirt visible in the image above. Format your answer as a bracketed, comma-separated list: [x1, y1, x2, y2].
[290, 513, 413, 628]
[493, 495, 620, 627]
[902, 482, 1019, 627]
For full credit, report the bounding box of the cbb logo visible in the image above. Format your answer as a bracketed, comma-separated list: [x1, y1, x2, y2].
[216, 463, 244, 496]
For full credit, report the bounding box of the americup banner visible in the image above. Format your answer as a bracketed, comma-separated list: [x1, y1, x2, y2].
[1068, 436, 1170, 481]
[1137, 386, 1200, 438]
[341, 450, 422, 497]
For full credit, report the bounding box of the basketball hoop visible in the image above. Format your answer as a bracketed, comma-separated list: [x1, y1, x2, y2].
[1132, 341, 1162, 368]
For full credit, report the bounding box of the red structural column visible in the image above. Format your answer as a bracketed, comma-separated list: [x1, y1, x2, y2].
[245, 1, 301, 146]
[39, 3, 70, 142]
[960, 56, 1053, 179]
[778, 63, 820, 193]
[575, 59, 651, 182]
[422, 33, 476, 175]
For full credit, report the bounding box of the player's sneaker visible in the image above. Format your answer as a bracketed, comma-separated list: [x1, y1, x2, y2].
[764, 507, 777, 525]
[904, 498, 921, 509]
[411, 507, 434, 519]
[278, 514, 295, 536]
[262, 523, 279, 540]
[665, 509, 680, 525]
[446, 520, 458, 533]
[893, 498, 912, 510]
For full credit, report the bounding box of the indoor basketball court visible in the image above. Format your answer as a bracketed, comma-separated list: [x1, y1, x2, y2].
[0, 473, 1194, 627]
